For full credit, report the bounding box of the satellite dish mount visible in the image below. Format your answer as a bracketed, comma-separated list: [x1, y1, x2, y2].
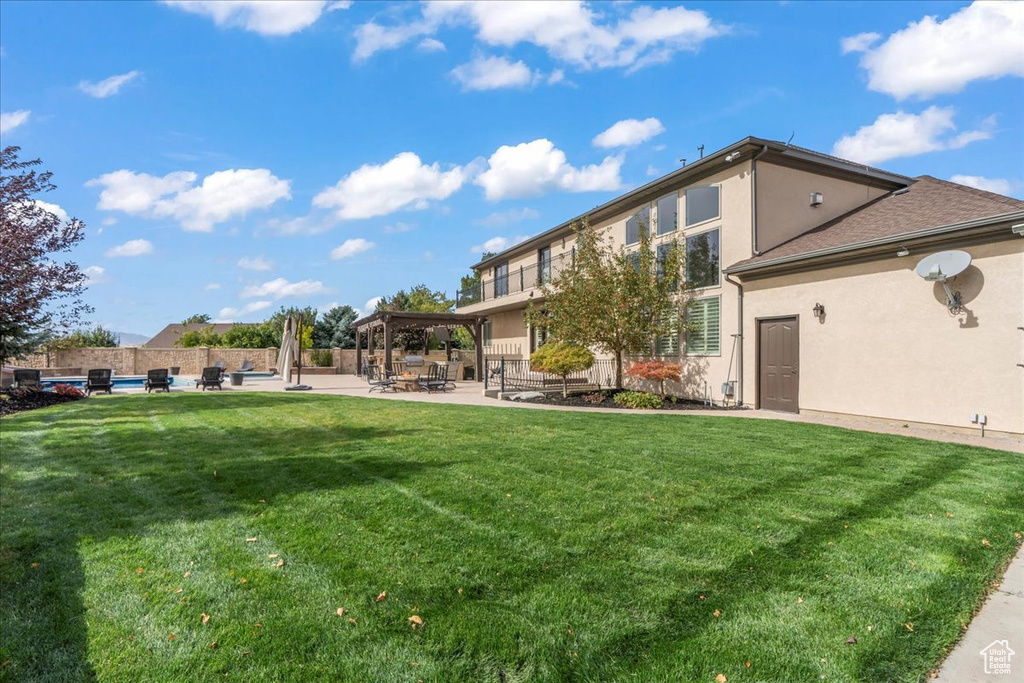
[914, 250, 971, 314]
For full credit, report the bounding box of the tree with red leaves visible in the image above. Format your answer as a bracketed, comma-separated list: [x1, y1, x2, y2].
[626, 360, 682, 398]
[1, 146, 91, 367]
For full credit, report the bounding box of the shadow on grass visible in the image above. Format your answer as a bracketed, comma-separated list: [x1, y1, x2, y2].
[0, 393, 451, 682]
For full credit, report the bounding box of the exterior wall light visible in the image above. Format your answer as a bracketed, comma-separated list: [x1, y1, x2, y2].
[810, 192, 824, 207]
[812, 303, 826, 319]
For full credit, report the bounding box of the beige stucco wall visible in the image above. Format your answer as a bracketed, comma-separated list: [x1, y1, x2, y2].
[741, 239, 1024, 434]
[756, 162, 891, 252]
[483, 309, 529, 358]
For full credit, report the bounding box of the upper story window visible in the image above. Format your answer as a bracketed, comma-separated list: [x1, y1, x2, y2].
[625, 205, 651, 246]
[685, 185, 720, 226]
[537, 247, 551, 286]
[656, 193, 678, 235]
[685, 228, 720, 288]
[494, 261, 509, 297]
[657, 243, 679, 292]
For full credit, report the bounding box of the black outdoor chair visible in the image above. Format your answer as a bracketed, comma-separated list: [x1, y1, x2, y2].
[144, 369, 171, 393]
[238, 360, 255, 372]
[418, 363, 449, 393]
[197, 366, 224, 391]
[12, 369, 42, 390]
[85, 369, 113, 396]
[366, 364, 396, 393]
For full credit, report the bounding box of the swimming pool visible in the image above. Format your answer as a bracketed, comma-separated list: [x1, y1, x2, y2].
[40, 375, 177, 390]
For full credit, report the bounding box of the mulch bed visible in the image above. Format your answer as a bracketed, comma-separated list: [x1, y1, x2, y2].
[508, 390, 740, 411]
[0, 389, 87, 417]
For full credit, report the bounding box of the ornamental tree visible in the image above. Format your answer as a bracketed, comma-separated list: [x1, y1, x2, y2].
[525, 215, 685, 389]
[626, 360, 682, 398]
[529, 342, 594, 398]
[0, 147, 91, 367]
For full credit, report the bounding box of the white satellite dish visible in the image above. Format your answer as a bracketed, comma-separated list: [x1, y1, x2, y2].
[915, 250, 971, 312]
[914, 250, 971, 282]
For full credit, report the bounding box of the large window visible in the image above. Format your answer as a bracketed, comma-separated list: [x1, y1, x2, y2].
[537, 247, 551, 286]
[685, 296, 720, 356]
[494, 261, 509, 297]
[685, 185, 720, 226]
[655, 313, 679, 356]
[625, 205, 651, 246]
[657, 243, 678, 292]
[656, 193, 678, 235]
[686, 228, 720, 288]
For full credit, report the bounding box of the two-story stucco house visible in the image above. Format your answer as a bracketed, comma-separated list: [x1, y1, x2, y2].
[454, 137, 1024, 436]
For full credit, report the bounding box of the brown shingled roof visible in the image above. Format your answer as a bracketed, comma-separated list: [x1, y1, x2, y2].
[729, 176, 1024, 271]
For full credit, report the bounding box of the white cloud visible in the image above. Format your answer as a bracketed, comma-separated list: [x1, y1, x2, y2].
[32, 200, 69, 223]
[240, 277, 328, 300]
[163, 0, 329, 36]
[646, 165, 659, 177]
[83, 265, 107, 285]
[356, 296, 383, 318]
[475, 138, 622, 200]
[839, 32, 880, 55]
[422, 250, 435, 261]
[382, 221, 416, 233]
[218, 300, 272, 320]
[78, 71, 140, 98]
[330, 238, 375, 260]
[418, 37, 446, 52]
[313, 152, 465, 220]
[105, 239, 154, 257]
[949, 174, 1013, 195]
[844, 2, 1024, 99]
[101, 217, 118, 226]
[355, 2, 727, 71]
[0, 109, 30, 134]
[237, 255, 273, 271]
[205, 282, 221, 290]
[327, 1, 351, 9]
[832, 107, 993, 165]
[473, 207, 540, 228]
[451, 55, 537, 91]
[471, 235, 529, 254]
[593, 117, 665, 148]
[87, 167, 291, 231]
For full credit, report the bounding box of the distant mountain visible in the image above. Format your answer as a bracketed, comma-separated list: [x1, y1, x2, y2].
[116, 332, 151, 346]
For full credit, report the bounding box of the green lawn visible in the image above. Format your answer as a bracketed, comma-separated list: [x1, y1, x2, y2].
[1, 394, 1020, 682]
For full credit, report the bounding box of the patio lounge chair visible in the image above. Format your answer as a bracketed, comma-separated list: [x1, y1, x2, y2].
[13, 369, 42, 390]
[85, 369, 113, 396]
[238, 360, 255, 372]
[366, 364, 396, 392]
[445, 360, 461, 390]
[144, 369, 171, 393]
[418, 363, 449, 393]
[197, 366, 224, 391]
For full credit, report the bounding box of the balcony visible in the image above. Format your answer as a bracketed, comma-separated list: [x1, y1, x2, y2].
[456, 253, 568, 310]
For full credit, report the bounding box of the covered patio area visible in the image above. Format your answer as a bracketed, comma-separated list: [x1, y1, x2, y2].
[352, 310, 488, 381]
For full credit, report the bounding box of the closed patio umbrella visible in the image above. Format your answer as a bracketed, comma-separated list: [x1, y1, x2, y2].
[275, 316, 296, 380]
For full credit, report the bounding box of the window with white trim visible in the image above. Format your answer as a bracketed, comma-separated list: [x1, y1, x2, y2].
[656, 193, 678, 235]
[685, 185, 720, 226]
[685, 228, 720, 288]
[685, 296, 720, 356]
[625, 205, 651, 246]
[494, 261, 509, 297]
[482, 320, 492, 347]
[655, 313, 679, 356]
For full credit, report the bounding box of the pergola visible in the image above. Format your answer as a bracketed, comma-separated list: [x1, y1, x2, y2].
[353, 311, 487, 381]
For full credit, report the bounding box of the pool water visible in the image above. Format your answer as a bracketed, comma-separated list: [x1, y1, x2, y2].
[41, 376, 177, 390]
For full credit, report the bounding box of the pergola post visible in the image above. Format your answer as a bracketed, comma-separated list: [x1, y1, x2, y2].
[368, 326, 376, 356]
[383, 318, 394, 370]
[355, 330, 363, 375]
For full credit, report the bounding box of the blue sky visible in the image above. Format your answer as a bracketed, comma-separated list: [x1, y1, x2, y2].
[1, 0, 1021, 338]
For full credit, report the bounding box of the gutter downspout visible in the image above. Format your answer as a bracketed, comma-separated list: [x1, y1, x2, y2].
[751, 145, 769, 256]
[725, 273, 744, 407]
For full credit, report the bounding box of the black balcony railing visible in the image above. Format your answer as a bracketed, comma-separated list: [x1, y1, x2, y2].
[483, 357, 617, 392]
[456, 253, 568, 308]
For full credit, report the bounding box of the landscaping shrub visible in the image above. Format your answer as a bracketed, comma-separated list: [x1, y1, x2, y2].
[310, 349, 334, 367]
[626, 360, 682, 398]
[613, 390, 663, 410]
[530, 342, 595, 397]
[52, 383, 85, 397]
